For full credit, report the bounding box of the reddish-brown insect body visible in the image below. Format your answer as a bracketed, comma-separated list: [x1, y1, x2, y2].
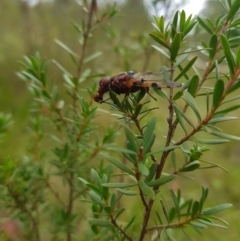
[94, 71, 182, 103]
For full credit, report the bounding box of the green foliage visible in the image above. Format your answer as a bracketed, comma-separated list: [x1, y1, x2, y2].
[1, 0, 240, 241]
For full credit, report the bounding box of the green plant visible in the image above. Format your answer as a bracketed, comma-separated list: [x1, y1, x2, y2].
[0, 0, 240, 241]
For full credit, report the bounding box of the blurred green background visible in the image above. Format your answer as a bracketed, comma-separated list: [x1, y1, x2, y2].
[0, 0, 240, 240]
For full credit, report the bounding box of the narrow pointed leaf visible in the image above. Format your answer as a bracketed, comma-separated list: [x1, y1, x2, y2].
[149, 33, 170, 49]
[147, 175, 175, 187]
[115, 208, 125, 220]
[194, 138, 229, 144]
[124, 127, 139, 152]
[197, 219, 228, 229]
[209, 34, 218, 59]
[226, 0, 240, 21]
[142, 117, 156, 148]
[88, 218, 113, 227]
[116, 188, 138, 195]
[83, 51, 102, 63]
[145, 163, 157, 183]
[152, 45, 170, 59]
[138, 180, 155, 199]
[220, 34, 235, 76]
[192, 201, 200, 218]
[102, 182, 137, 188]
[179, 161, 200, 172]
[184, 91, 201, 121]
[138, 162, 149, 176]
[215, 104, 240, 115]
[212, 79, 224, 109]
[208, 130, 240, 141]
[203, 203, 233, 215]
[197, 17, 213, 34]
[55, 39, 79, 58]
[171, 33, 182, 61]
[172, 11, 178, 39]
[101, 153, 134, 175]
[173, 105, 187, 134]
[188, 75, 199, 96]
[236, 45, 240, 65]
[170, 190, 180, 219]
[147, 145, 179, 156]
[208, 116, 238, 124]
[175, 56, 197, 81]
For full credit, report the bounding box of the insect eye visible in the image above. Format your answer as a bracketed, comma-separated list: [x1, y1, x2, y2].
[127, 70, 134, 76]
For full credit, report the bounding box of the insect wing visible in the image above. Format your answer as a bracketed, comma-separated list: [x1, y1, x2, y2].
[133, 72, 181, 88]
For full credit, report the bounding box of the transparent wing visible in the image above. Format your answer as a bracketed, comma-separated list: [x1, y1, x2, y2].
[133, 71, 181, 88]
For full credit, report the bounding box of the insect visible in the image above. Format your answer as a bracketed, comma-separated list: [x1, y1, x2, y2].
[94, 71, 182, 102]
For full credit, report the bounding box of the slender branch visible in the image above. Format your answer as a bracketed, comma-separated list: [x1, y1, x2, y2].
[66, 172, 74, 241]
[44, 179, 66, 208]
[110, 215, 134, 241]
[8, 186, 40, 241]
[76, 0, 96, 79]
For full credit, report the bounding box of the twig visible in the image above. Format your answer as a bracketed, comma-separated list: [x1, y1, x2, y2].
[110, 215, 134, 241]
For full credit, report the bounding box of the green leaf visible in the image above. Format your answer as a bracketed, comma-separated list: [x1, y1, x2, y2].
[220, 34, 235, 76]
[180, 10, 186, 32]
[91, 169, 102, 187]
[138, 162, 149, 176]
[173, 105, 187, 134]
[161, 228, 177, 241]
[106, 146, 137, 155]
[101, 153, 134, 175]
[212, 79, 224, 109]
[207, 130, 240, 141]
[226, 0, 240, 21]
[197, 17, 213, 34]
[83, 51, 102, 63]
[209, 34, 218, 60]
[171, 33, 182, 61]
[147, 175, 176, 187]
[208, 116, 238, 124]
[115, 208, 125, 220]
[203, 203, 233, 215]
[197, 219, 228, 229]
[143, 133, 155, 155]
[236, 45, 240, 66]
[190, 221, 207, 229]
[138, 180, 155, 199]
[194, 139, 229, 144]
[184, 91, 201, 122]
[192, 201, 200, 218]
[179, 161, 200, 172]
[124, 128, 139, 152]
[170, 190, 180, 220]
[215, 104, 240, 115]
[124, 215, 136, 231]
[145, 163, 157, 183]
[110, 193, 117, 210]
[173, 90, 183, 100]
[116, 188, 138, 195]
[175, 56, 197, 81]
[142, 117, 156, 148]
[188, 75, 199, 96]
[147, 145, 179, 156]
[174, 48, 191, 67]
[152, 45, 170, 59]
[168, 207, 176, 222]
[149, 33, 170, 49]
[55, 39, 79, 58]
[102, 182, 137, 188]
[172, 11, 178, 39]
[88, 218, 113, 227]
[153, 88, 169, 99]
